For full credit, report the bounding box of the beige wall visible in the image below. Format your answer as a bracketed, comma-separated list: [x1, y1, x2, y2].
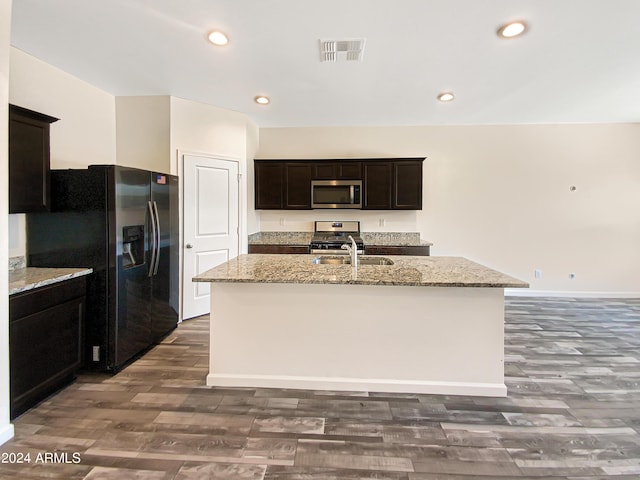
[170, 96, 250, 162]
[1, 0, 14, 446]
[116, 96, 170, 173]
[257, 125, 640, 295]
[8, 214, 24, 258]
[246, 122, 260, 235]
[170, 96, 258, 253]
[8, 48, 117, 259]
[10, 48, 116, 168]
[7, 52, 259, 318]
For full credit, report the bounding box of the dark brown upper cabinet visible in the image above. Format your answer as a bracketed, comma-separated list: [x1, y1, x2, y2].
[254, 158, 424, 210]
[312, 161, 362, 180]
[9, 104, 59, 213]
[284, 163, 312, 209]
[255, 161, 284, 209]
[363, 161, 393, 209]
[392, 160, 423, 210]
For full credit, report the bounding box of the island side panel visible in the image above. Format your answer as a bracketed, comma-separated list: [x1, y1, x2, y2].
[208, 282, 506, 396]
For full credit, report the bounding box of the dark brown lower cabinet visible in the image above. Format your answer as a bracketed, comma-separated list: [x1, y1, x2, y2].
[248, 245, 310, 254]
[248, 244, 429, 255]
[364, 245, 430, 256]
[9, 276, 86, 419]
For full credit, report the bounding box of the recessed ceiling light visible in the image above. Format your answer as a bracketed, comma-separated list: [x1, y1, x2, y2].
[254, 96, 270, 105]
[207, 30, 229, 46]
[437, 92, 455, 102]
[497, 20, 528, 39]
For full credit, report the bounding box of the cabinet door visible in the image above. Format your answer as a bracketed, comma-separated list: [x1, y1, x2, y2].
[9, 277, 85, 419]
[312, 161, 362, 180]
[255, 162, 284, 209]
[312, 162, 338, 179]
[285, 163, 312, 209]
[393, 160, 423, 209]
[363, 161, 392, 209]
[9, 105, 58, 213]
[338, 162, 362, 179]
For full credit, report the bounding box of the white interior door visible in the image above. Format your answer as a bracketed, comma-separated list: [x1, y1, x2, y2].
[183, 154, 239, 319]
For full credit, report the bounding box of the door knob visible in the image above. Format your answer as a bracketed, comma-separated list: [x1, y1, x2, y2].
[186, 243, 193, 249]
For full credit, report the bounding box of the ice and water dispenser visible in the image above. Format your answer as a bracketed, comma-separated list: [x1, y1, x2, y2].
[122, 225, 144, 269]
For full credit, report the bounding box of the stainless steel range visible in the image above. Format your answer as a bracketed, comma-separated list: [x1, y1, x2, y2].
[309, 221, 364, 255]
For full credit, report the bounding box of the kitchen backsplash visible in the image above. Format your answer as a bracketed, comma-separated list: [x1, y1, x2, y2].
[9, 256, 26, 272]
[258, 210, 419, 232]
[248, 232, 313, 245]
[248, 231, 427, 246]
[360, 232, 422, 245]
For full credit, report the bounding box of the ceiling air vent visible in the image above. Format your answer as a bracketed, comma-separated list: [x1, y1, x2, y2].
[319, 39, 365, 62]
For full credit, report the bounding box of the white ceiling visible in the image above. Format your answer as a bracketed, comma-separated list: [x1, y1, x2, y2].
[10, 0, 640, 128]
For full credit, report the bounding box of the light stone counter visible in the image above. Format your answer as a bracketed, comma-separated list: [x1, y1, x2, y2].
[194, 254, 526, 396]
[193, 254, 528, 288]
[9, 267, 93, 296]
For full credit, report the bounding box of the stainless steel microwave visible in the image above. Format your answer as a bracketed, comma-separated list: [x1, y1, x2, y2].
[311, 180, 362, 209]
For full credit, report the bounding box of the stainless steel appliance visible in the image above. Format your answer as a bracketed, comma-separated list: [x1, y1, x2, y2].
[309, 220, 364, 254]
[26, 165, 179, 372]
[311, 180, 362, 209]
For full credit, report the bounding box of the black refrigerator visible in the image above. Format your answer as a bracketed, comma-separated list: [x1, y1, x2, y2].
[27, 165, 179, 372]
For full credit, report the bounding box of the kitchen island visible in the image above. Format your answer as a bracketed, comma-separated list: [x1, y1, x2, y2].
[193, 254, 528, 397]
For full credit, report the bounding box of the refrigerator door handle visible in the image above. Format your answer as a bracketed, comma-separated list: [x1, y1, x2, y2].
[152, 201, 161, 275]
[148, 201, 157, 278]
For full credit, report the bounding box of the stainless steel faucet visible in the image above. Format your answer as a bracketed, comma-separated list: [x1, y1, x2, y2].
[341, 235, 358, 267]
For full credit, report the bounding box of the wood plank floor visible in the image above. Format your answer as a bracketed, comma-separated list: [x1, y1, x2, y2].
[1, 296, 640, 479]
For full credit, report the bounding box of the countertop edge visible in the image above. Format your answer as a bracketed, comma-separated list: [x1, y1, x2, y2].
[192, 276, 528, 288]
[192, 254, 529, 289]
[9, 267, 94, 296]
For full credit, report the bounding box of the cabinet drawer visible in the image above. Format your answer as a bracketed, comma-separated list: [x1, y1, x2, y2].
[10, 276, 87, 321]
[364, 245, 430, 256]
[248, 245, 310, 254]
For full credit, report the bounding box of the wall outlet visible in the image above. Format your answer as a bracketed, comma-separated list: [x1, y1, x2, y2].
[534, 269, 542, 279]
[379, 218, 386, 227]
[569, 272, 576, 280]
[279, 217, 285, 226]
[92, 346, 100, 362]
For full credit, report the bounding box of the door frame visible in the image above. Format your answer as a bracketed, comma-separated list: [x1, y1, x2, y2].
[177, 150, 243, 321]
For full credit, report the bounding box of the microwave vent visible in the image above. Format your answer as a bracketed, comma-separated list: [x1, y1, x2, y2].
[319, 39, 365, 62]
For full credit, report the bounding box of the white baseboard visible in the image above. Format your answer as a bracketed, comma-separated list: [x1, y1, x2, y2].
[207, 373, 507, 398]
[505, 289, 640, 299]
[0, 423, 14, 446]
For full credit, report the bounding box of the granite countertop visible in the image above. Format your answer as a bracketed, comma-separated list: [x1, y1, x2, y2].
[360, 232, 433, 247]
[9, 267, 93, 296]
[193, 254, 528, 288]
[248, 231, 432, 246]
[248, 232, 313, 245]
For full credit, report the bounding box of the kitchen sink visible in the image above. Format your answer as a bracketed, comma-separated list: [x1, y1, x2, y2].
[312, 256, 394, 266]
[312, 256, 349, 265]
